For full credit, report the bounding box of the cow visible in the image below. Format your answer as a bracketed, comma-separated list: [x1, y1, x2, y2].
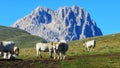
[83, 40, 96, 51]
[36, 42, 54, 58]
[0, 41, 19, 59]
[53, 40, 68, 60]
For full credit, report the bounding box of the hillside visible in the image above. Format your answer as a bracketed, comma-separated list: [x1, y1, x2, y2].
[0, 32, 119, 68]
[0, 26, 120, 67]
[0, 25, 119, 49]
[0, 26, 46, 48]
[69, 32, 120, 47]
[12, 6, 102, 42]
[17, 32, 120, 59]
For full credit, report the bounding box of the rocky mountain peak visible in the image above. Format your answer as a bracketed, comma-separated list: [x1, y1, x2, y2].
[12, 6, 103, 42]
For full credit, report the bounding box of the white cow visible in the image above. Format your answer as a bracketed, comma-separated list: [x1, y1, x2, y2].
[83, 40, 96, 51]
[0, 41, 19, 59]
[53, 40, 68, 60]
[36, 42, 53, 58]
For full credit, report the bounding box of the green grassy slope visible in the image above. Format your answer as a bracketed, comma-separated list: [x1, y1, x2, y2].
[17, 33, 120, 68]
[1, 26, 120, 67]
[0, 26, 46, 48]
[18, 32, 120, 59]
[61, 33, 120, 68]
[68, 33, 120, 56]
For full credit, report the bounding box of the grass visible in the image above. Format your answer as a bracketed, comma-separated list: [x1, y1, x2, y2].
[0, 26, 46, 48]
[15, 46, 120, 68]
[1, 26, 120, 67]
[13, 32, 120, 67]
[0, 26, 29, 40]
[61, 56, 120, 68]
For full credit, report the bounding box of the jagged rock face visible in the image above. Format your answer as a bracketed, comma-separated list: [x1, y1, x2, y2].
[12, 6, 103, 42]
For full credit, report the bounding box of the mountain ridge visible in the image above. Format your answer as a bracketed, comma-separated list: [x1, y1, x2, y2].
[12, 6, 103, 42]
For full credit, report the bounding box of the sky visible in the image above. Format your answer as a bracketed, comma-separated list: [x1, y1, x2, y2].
[0, 0, 120, 35]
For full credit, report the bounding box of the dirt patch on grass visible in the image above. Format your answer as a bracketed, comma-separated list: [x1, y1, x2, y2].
[0, 53, 120, 68]
[0, 59, 61, 68]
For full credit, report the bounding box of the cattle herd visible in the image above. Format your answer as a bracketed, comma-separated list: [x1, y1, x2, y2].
[0, 40, 96, 60]
[36, 40, 68, 60]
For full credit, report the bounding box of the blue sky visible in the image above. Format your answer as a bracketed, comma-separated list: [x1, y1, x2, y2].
[0, 0, 120, 35]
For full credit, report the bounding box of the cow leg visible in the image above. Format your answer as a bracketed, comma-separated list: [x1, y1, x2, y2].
[57, 52, 60, 60]
[87, 48, 89, 51]
[53, 49, 56, 59]
[36, 51, 38, 57]
[3, 52, 7, 59]
[62, 52, 66, 60]
[92, 48, 94, 51]
[63, 55, 65, 60]
[89, 48, 91, 52]
[59, 52, 63, 60]
[0, 51, 3, 57]
[37, 51, 42, 58]
[39, 52, 43, 58]
[49, 50, 53, 58]
[10, 51, 13, 56]
[7, 52, 12, 59]
[0, 52, 1, 56]
[36, 48, 38, 56]
[86, 47, 89, 52]
[36, 49, 42, 58]
[92, 46, 95, 51]
[36, 50, 39, 57]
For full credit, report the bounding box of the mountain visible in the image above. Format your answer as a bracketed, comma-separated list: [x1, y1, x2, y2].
[12, 6, 103, 42]
[0, 26, 46, 48]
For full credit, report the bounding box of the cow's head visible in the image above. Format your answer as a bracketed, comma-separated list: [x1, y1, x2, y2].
[51, 42, 59, 50]
[14, 47, 20, 56]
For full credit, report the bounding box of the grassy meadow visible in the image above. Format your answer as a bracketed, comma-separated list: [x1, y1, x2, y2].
[0, 26, 120, 68]
[14, 33, 120, 68]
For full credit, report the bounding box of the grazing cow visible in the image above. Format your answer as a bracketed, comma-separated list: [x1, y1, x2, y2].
[36, 42, 53, 58]
[53, 40, 68, 60]
[83, 40, 96, 51]
[0, 41, 19, 59]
